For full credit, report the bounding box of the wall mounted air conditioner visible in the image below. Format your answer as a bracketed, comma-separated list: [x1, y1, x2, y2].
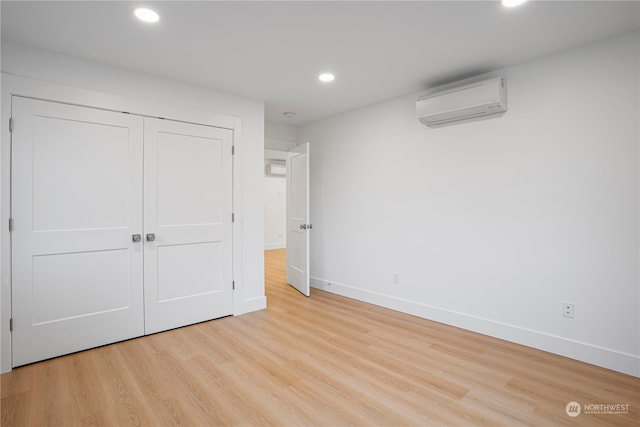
[416, 77, 507, 128]
[265, 160, 286, 177]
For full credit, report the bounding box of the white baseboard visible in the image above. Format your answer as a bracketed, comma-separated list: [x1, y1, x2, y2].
[310, 277, 639, 378]
[239, 296, 267, 315]
[264, 243, 286, 250]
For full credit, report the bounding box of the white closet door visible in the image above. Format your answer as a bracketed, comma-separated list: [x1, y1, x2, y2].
[11, 97, 144, 367]
[143, 118, 233, 334]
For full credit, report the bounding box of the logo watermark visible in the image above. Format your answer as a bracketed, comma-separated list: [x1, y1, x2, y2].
[565, 401, 581, 417]
[566, 401, 630, 417]
[583, 403, 630, 416]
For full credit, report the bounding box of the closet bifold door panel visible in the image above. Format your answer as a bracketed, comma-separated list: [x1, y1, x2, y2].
[142, 118, 233, 334]
[11, 97, 145, 367]
[11, 98, 234, 367]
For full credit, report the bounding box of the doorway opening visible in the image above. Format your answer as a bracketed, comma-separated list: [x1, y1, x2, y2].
[264, 142, 311, 297]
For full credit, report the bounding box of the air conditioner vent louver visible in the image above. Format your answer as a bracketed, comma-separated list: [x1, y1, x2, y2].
[265, 160, 286, 177]
[417, 77, 507, 128]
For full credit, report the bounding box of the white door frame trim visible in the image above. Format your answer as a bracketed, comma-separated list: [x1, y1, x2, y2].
[0, 73, 244, 373]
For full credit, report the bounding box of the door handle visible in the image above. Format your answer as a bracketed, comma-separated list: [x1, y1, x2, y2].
[132, 234, 141, 243]
[146, 233, 156, 242]
[299, 224, 307, 230]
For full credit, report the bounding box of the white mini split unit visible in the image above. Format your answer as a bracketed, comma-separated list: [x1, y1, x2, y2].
[265, 160, 287, 177]
[416, 77, 507, 128]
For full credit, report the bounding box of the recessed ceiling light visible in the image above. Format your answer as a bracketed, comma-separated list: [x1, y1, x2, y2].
[134, 7, 160, 23]
[318, 73, 335, 83]
[502, 0, 528, 7]
[283, 112, 296, 118]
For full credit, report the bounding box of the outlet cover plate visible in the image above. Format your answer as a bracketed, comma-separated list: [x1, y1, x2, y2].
[562, 302, 575, 318]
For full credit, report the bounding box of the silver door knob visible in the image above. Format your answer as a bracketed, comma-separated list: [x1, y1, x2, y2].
[132, 234, 141, 243]
[146, 233, 156, 242]
[299, 224, 306, 230]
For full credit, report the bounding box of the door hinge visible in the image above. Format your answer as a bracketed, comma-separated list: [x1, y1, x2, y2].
[232, 281, 235, 290]
[9, 117, 14, 132]
[9, 318, 12, 332]
[8, 218, 14, 232]
[232, 213, 235, 223]
[232, 145, 235, 155]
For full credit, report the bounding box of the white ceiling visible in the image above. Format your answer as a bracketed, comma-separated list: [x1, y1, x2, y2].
[2, 1, 639, 125]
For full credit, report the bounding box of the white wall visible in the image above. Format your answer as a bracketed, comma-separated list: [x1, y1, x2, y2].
[265, 121, 297, 151]
[264, 149, 288, 249]
[264, 176, 287, 249]
[298, 31, 640, 377]
[266, 121, 297, 141]
[263, 124, 294, 249]
[1, 42, 267, 372]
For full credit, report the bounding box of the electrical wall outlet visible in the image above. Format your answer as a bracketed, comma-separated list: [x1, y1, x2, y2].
[562, 302, 575, 318]
[393, 272, 400, 284]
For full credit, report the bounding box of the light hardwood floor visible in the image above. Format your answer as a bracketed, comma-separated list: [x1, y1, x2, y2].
[2, 248, 638, 426]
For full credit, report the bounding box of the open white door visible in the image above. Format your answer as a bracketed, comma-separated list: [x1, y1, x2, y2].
[286, 143, 310, 296]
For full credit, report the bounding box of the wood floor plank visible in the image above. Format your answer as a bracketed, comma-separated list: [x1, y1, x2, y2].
[1, 248, 639, 426]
